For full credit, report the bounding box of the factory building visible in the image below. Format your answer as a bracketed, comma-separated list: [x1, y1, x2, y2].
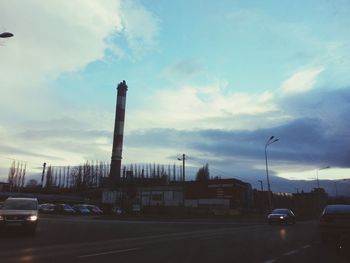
[103, 81, 253, 214]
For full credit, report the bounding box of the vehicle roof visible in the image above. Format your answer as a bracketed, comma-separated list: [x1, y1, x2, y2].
[6, 197, 38, 201]
[324, 204, 350, 214]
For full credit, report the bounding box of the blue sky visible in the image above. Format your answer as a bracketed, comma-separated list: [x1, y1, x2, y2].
[1, 0, 350, 191]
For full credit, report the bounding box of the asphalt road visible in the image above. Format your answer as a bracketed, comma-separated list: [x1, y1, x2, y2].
[0, 216, 349, 263]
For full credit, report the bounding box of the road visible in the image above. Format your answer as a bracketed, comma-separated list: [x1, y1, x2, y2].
[0, 216, 349, 263]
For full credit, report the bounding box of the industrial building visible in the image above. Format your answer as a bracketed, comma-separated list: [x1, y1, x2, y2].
[101, 80, 254, 214]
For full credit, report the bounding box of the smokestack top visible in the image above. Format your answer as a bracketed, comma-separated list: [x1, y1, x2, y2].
[117, 80, 128, 92]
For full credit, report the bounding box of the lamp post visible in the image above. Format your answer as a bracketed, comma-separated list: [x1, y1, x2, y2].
[315, 166, 330, 214]
[265, 136, 279, 211]
[0, 32, 14, 38]
[177, 154, 186, 182]
[316, 166, 330, 189]
[258, 180, 263, 191]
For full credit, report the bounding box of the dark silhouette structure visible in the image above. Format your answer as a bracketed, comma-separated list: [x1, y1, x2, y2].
[0, 32, 14, 38]
[110, 81, 128, 188]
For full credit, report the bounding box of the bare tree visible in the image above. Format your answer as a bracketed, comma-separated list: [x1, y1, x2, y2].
[196, 163, 210, 182]
[21, 163, 26, 188]
[7, 160, 16, 188]
[45, 166, 53, 188]
[26, 179, 38, 188]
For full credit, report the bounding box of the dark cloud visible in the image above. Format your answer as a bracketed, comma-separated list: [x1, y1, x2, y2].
[125, 87, 350, 172]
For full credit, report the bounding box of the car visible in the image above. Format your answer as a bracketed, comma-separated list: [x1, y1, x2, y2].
[0, 197, 39, 234]
[131, 204, 141, 214]
[54, 204, 76, 215]
[39, 203, 55, 214]
[112, 206, 124, 215]
[83, 204, 104, 215]
[73, 204, 91, 215]
[320, 204, 350, 244]
[267, 208, 296, 225]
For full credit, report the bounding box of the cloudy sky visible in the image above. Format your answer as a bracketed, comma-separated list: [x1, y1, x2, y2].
[1, 0, 350, 190]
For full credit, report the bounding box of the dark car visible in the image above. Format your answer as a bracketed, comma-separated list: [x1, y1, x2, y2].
[55, 204, 76, 215]
[320, 204, 350, 244]
[73, 204, 91, 215]
[267, 208, 296, 225]
[0, 197, 39, 234]
[83, 204, 104, 215]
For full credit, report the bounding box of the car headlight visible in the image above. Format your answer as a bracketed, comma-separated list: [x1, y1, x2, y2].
[280, 215, 286, 219]
[0, 215, 4, 221]
[27, 215, 38, 221]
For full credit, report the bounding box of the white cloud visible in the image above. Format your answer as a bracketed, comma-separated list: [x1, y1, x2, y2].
[0, 0, 124, 117]
[0, 0, 160, 180]
[127, 83, 280, 131]
[120, 0, 160, 58]
[280, 67, 324, 95]
[0, 0, 160, 117]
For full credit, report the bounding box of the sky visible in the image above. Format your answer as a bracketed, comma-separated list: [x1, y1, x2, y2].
[1, 0, 350, 192]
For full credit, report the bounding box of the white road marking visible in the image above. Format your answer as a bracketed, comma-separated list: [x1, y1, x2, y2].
[78, 248, 138, 258]
[283, 249, 298, 256]
[263, 244, 312, 263]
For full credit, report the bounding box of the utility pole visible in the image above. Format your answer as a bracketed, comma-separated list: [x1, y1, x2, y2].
[41, 162, 46, 188]
[177, 154, 186, 182]
[265, 136, 279, 211]
[316, 166, 330, 189]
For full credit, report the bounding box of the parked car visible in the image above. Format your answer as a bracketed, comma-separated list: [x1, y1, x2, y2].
[83, 204, 104, 215]
[55, 204, 76, 215]
[267, 208, 296, 225]
[131, 204, 141, 214]
[39, 203, 55, 214]
[73, 204, 91, 215]
[112, 206, 124, 215]
[0, 197, 39, 234]
[320, 204, 350, 244]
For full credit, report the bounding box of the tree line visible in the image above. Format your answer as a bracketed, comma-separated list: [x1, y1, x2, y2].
[7, 161, 187, 190]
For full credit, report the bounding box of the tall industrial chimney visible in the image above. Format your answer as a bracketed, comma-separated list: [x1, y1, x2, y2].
[110, 80, 128, 187]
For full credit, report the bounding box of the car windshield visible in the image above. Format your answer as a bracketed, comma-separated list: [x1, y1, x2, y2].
[272, 209, 289, 214]
[3, 199, 37, 210]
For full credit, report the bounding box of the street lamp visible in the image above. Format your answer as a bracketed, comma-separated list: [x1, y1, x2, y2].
[265, 136, 279, 210]
[316, 166, 330, 188]
[177, 154, 186, 182]
[0, 32, 14, 38]
[258, 180, 263, 191]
